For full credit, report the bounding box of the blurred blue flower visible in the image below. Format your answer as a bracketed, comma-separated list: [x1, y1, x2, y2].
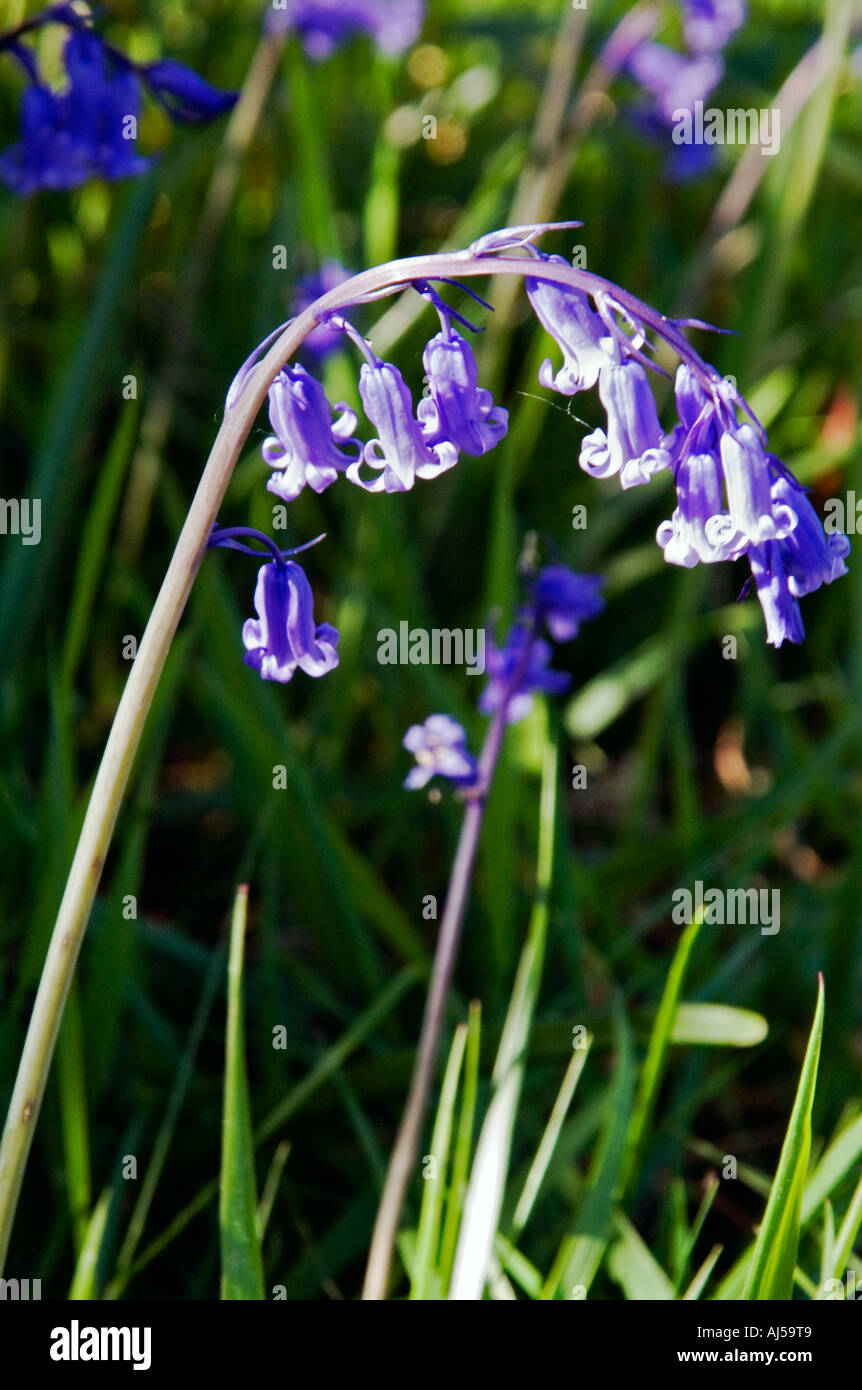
[417, 327, 508, 456]
[403, 715, 478, 790]
[141, 59, 239, 125]
[0, 11, 237, 193]
[266, 0, 424, 60]
[682, 0, 746, 55]
[292, 262, 353, 359]
[263, 365, 361, 502]
[533, 566, 605, 641]
[627, 41, 723, 125]
[243, 560, 340, 683]
[478, 627, 571, 725]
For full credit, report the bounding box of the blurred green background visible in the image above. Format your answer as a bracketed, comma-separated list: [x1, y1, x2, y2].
[1, 0, 861, 1299]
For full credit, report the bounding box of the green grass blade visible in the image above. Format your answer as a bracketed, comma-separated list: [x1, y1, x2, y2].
[621, 914, 703, 1193]
[608, 1212, 675, 1300]
[437, 1000, 481, 1292]
[68, 1187, 113, 1300]
[220, 885, 265, 1301]
[742, 976, 825, 1300]
[410, 1022, 468, 1301]
[449, 733, 558, 1300]
[671, 1003, 768, 1047]
[549, 994, 635, 1300]
[510, 1036, 592, 1240]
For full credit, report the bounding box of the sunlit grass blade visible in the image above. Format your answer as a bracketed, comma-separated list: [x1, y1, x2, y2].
[510, 1035, 592, 1240]
[220, 884, 265, 1301]
[437, 1000, 481, 1292]
[742, 976, 825, 1300]
[608, 1212, 675, 1300]
[683, 1245, 723, 1301]
[671, 1004, 768, 1048]
[548, 995, 635, 1300]
[68, 1186, 113, 1300]
[257, 1141, 291, 1242]
[449, 733, 558, 1300]
[410, 1022, 468, 1300]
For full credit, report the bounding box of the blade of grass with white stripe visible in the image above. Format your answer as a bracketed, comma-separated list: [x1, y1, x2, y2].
[410, 1023, 469, 1300]
[547, 995, 635, 1300]
[448, 734, 558, 1300]
[437, 1000, 482, 1292]
[510, 1035, 592, 1240]
[743, 975, 825, 1300]
[220, 884, 265, 1301]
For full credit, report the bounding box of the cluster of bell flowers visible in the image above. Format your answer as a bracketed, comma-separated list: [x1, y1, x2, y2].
[211, 222, 848, 698]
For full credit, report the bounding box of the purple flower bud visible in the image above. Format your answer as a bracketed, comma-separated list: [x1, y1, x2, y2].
[141, 59, 238, 125]
[719, 423, 796, 546]
[263, 365, 361, 503]
[403, 715, 478, 790]
[417, 329, 508, 456]
[242, 561, 339, 683]
[532, 566, 605, 641]
[348, 360, 458, 493]
[526, 257, 613, 395]
[479, 627, 571, 725]
[580, 359, 671, 488]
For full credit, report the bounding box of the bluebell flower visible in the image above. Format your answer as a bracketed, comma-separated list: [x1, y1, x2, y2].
[526, 256, 614, 395]
[403, 715, 478, 790]
[746, 542, 805, 648]
[580, 359, 672, 488]
[657, 452, 737, 567]
[746, 477, 848, 647]
[292, 262, 353, 360]
[479, 627, 571, 725]
[417, 327, 508, 456]
[769, 470, 850, 599]
[718, 423, 797, 547]
[263, 365, 361, 503]
[242, 560, 340, 683]
[0, 11, 237, 194]
[682, 0, 746, 55]
[532, 566, 605, 641]
[348, 358, 458, 493]
[266, 0, 424, 60]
